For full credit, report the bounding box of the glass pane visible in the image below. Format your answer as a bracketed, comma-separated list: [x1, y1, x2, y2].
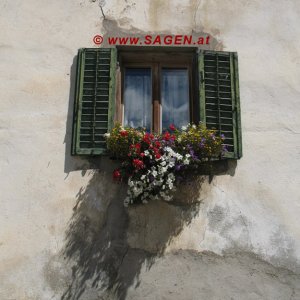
[124, 68, 152, 131]
[161, 68, 189, 130]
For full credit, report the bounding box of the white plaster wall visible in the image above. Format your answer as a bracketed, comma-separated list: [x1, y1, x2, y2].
[0, 0, 300, 299]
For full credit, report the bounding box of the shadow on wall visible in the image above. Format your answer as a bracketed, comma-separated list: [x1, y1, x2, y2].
[62, 56, 237, 300]
[61, 170, 210, 300]
[64, 55, 97, 176]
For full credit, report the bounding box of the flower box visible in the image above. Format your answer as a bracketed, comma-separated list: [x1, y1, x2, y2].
[105, 123, 227, 206]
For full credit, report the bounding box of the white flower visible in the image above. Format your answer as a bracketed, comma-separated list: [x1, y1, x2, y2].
[124, 197, 130, 207]
[161, 167, 167, 174]
[181, 126, 187, 131]
[124, 146, 187, 205]
[160, 161, 166, 167]
[166, 178, 173, 184]
[183, 159, 190, 165]
[168, 173, 175, 179]
[168, 162, 175, 168]
[104, 133, 110, 138]
[176, 153, 183, 160]
[164, 195, 172, 201]
[192, 124, 196, 129]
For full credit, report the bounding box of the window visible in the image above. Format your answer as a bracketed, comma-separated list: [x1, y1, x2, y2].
[118, 48, 195, 133]
[72, 47, 242, 159]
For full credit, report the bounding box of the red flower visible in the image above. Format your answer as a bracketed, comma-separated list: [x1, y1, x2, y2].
[169, 124, 176, 131]
[140, 152, 145, 158]
[113, 169, 121, 181]
[155, 141, 161, 147]
[143, 133, 151, 144]
[155, 153, 161, 159]
[132, 143, 141, 154]
[164, 132, 171, 141]
[120, 130, 128, 137]
[133, 159, 144, 170]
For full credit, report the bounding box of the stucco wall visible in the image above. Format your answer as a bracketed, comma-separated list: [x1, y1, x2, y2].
[1, 0, 300, 299]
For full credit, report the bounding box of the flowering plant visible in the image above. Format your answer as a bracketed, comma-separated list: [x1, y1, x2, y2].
[105, 123, 226, 206]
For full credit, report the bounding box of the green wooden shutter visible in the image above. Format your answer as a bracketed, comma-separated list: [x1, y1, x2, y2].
[198, 50, 242, 159]
[72, 48, 117, 155]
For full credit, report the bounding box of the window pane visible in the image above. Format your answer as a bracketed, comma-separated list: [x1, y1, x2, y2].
[161, 68, 189, 130]
[124, 68, 152, 131]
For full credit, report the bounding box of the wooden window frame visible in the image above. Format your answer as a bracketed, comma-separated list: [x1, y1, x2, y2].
[115, 47, 198, 133]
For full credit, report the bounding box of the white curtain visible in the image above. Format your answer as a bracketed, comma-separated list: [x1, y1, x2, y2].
[161, 69, 189, 130]
[124, 68, 152, 131]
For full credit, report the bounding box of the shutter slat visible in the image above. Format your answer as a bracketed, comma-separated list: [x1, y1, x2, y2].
[72, 48, 117, 155]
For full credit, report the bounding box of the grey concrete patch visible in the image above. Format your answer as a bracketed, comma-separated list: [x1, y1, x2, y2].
[124, 250, 300, 300]
[205, 201, 300, 274]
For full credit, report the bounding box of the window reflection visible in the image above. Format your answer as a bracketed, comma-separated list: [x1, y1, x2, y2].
[124, 68, 152, 131]
[161, 68, 189, 130]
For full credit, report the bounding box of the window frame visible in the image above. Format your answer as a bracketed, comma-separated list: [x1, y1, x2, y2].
[116, 47, 198, 133]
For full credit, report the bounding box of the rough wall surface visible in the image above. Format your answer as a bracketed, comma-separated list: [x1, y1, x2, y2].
[1, 0, 300, 299]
